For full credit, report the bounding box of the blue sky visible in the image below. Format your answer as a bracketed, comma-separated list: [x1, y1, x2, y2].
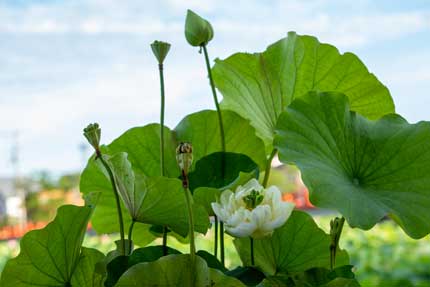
[0, 0, 429, 176]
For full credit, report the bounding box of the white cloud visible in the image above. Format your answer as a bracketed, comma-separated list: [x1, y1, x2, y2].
[0, 0, 428, 49]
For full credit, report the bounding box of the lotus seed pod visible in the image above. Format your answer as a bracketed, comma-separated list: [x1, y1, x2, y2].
[150, 40, 171, 64]
[83, 123, 101, 152]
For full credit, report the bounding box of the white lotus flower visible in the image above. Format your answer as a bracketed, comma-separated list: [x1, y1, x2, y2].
[211, 179, 295, 239]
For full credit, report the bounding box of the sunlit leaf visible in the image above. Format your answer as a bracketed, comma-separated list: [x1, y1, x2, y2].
[213, 31, 394, 150]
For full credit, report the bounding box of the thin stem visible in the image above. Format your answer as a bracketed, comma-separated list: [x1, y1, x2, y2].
[214, 216, 218, 258]
[184, 188, 196, 258]
[330, 217, 345, 270]
[159, 63, 166, 177]
[181, 171, 196, 281]
[220, 221, 225, 265]
[202, 44, 225, 152]
[98, 154, 126, 255]
[250, 237, 255, 266]
[128, 220, 135, 255]
[263, 149, 277, 188]
[202, 43, 226, 267]
[158, 62, 169, 255]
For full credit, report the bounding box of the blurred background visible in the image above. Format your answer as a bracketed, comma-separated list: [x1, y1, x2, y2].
[0, 0, 429, 286]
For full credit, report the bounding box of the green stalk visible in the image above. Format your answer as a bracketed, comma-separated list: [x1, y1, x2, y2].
[128, 220, 135, 255]
[214, 216, 218, 257]
[181, 172, 196, 283]
[220, 222, 225, 265]
[158, 63, 169, 255]
[98, 154, 126, 255]
[159, 63, 166, 177]
[184, 188, 196, 258]
[202, 44, 226, 152]
[330, 217, 346, 270]
[250, 237, 255, 265]
[202, 43, 226, 266]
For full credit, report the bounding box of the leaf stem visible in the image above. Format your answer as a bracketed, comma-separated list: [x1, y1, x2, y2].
[220, 221, 225, 265]
[158, 62, 169, 256]
[330, 216, 345, 270]
[159, 63, 166, 177]
[128, 220, 135, 255]
[181, 172, 196, 270]
[214, 215, 218, 258]
[202, 43, 226, 266]
[250, 237, 255, 266]
[98, 154, 126, 255]
[202, 44, 225, 152]
[263, 149, 277, 188]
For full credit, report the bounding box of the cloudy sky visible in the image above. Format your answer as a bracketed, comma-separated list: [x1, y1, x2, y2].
[0, 0, 429, 176]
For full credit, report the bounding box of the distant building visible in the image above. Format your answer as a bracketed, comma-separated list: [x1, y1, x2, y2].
[0, 178, 15, 218]
[0, 177, 39, 223]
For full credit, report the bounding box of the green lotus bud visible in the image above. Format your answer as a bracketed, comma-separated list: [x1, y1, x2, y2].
[176, 142, 193, 175]
[184, 9, 214, 47]
[151, 40, 171, 64]
[83, 123, 101, 152]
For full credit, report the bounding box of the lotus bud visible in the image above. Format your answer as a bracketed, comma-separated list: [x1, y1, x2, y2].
[184, 10, 214, 47]
[150, 40, 171, 65]
[211, 179, 295, 239]
[83, 123, 101, 153]
[176, 142, 193, 176]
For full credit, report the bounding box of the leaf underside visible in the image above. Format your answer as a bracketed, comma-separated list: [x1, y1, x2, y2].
[275, 91, 430, 238]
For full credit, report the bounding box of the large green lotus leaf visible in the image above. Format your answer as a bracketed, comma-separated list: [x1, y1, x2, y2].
[234, 211, 349, 275]
[212, 31, 394, 149]
[0, 205, 101, 287]
[115, 254, 244, 287]
[274, 91, 430, 239]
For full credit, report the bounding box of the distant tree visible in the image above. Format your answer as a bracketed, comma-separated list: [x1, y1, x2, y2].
[58, 173, 80, 191]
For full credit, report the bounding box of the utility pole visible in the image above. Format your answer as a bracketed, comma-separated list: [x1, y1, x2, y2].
[78, 142, 88, 168]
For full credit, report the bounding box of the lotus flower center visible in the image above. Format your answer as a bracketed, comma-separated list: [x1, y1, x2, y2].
[243, 189, 264, 210]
